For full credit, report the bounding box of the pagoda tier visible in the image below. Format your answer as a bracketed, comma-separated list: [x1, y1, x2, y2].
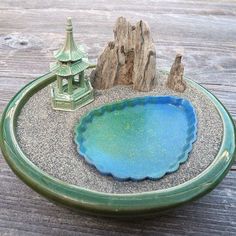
[50, 59, 90, 77]
[54, 17, 86, 62]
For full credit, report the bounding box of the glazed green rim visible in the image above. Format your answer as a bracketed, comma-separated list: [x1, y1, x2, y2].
[0, 71, 235, 216]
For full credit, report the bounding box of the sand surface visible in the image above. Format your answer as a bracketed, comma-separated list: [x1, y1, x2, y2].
[16, 76, 223, 194]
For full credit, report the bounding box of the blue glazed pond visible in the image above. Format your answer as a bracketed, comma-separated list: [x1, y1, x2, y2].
[74, 96, 198, 181]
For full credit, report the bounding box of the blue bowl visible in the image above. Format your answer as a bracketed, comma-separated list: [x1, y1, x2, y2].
[74, 96, 198, 181]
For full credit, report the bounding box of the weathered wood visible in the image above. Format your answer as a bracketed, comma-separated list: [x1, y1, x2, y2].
[0, 0, 236, 235]
[92, 17, 156, 91]
[166, 54, 186, 92]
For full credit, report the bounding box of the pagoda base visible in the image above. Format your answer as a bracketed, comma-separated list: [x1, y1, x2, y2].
[51, 81, 94, 111]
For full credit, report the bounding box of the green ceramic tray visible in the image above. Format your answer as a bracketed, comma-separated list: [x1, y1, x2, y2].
[0, 71, 235, 217]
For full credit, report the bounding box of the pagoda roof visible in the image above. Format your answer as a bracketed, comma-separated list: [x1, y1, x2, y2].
[54, 17, 86, 62]
[51, 59, 90, 77]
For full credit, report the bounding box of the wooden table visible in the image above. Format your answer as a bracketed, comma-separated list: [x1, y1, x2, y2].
[0, 1, 236, 235]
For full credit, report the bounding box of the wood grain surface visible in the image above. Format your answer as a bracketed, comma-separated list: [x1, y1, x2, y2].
[0, 0, 236, 235]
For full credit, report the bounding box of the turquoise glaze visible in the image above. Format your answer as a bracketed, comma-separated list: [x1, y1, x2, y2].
[75, 96, 198, 180]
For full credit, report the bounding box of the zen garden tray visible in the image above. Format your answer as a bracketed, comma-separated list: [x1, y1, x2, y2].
[0, 71, 235, 217]
[0, 17, 236, 217]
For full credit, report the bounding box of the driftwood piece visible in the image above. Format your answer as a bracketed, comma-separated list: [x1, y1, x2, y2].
[132, 21, 157, 91]
[166, 54, 186, 92]
[92, 17, 156, 91]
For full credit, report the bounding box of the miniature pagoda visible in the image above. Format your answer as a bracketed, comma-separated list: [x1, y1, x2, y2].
[50, 17, 94, 111]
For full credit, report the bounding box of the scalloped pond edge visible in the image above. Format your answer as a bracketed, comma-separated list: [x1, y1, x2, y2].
[75, 96, 198, 181]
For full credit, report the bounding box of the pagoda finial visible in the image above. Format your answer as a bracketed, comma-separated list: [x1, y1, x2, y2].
[54, 17, 85, 62]
[66, 17, 73, 32]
